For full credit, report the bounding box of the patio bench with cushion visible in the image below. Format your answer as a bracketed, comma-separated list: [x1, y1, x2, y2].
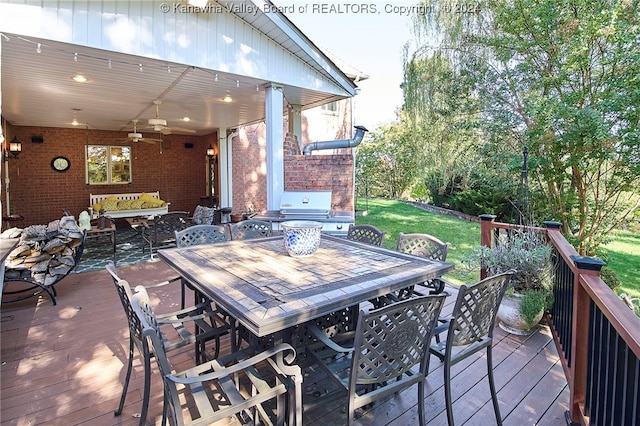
[88, 191, 169, 219]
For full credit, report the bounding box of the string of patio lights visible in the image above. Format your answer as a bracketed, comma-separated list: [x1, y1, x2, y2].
[0, 32, 263, 93]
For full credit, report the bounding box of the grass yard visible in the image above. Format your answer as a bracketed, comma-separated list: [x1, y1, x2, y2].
[355, 198, 639, 298]
[600, 229, 640, 298]
[355, 198, 480, 285]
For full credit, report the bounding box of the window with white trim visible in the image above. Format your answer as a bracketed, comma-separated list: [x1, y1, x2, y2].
[86, 145, 132, 184]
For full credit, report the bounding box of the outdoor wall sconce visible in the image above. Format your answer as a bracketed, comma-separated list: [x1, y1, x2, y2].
[206, 144, 216, 160]
[4, 136, 22, 161]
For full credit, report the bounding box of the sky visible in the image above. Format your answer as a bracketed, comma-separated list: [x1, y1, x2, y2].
[280, 1, 417, 130]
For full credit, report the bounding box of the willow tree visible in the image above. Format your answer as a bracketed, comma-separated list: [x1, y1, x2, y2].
[401, 44, 484, 201]
[411, 0, 640, 254]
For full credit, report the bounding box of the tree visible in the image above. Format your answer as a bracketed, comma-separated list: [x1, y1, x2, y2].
[412, 0, 640, 254]
[355, 123, 418, 199]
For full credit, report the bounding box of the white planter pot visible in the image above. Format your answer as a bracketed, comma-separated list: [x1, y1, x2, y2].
[497, 293, 543, 335]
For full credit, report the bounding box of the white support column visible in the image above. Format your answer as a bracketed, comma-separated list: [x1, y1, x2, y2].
[265, 83, 284, 211]
[288, 104, 302, 150]
[218, 127, 235, 209]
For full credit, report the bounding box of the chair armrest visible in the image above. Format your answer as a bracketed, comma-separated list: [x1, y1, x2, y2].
[139, 275, 182, 289]
[306, 323, 354, 353]
[166, 343, 299, 384]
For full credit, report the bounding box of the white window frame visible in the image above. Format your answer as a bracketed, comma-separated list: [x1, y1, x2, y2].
[85, 145, 132, 185]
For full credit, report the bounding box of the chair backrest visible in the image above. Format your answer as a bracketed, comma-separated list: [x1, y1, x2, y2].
[129, 286, 196, 424]
[229, 219, 272, 240]
[396, 232, 449, 261]
[154, 211, 190, 233]
[175, 224, 229, 247]
[346, 224, 386, 246]
[447, 270, 515, 347]
[350, 294, 445, 385]
[105, 261, 145, 351]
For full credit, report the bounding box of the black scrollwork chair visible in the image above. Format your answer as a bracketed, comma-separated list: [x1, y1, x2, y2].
[229, 219, 273, 240]
[174, 224, 229, 308]
[346, 224, 386, 246]
[131, 285, 303, 426]
[105, 261, 231, 426]
[142, 211, 190, 254]
[306, 294, 446, 425]
[396, 232, 451, 294]
[429, 270, 515, 426]
[175, 224, 229, 247]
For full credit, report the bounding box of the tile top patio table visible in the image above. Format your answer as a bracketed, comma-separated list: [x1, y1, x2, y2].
[157, 235, 454, 338]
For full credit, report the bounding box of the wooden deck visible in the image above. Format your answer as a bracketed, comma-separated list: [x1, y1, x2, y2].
[1, 260, 569, 425]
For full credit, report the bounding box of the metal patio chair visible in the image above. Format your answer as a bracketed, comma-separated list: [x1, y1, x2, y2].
[105, 261, 231, 426]
[141, 211, 190, 254]
[229, 219, 272, 240]
[305, 294, 446, 425]
[345, 223, 386, 246]
[130, 284, 303, 426]
[396, 232, 451, 294]
[429, 270, 515, 426]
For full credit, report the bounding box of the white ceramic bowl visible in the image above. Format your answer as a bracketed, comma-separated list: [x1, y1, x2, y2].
[281, 220, 323, 258]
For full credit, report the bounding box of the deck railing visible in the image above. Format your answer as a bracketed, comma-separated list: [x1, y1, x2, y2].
[479, 215, 640, 426]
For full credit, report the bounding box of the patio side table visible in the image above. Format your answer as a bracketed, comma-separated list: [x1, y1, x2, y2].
[86, 223, 117, 261]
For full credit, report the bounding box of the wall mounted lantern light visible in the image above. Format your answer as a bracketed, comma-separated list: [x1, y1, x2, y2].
[4, 136, 22, 161]
[206, 144, 216, 160]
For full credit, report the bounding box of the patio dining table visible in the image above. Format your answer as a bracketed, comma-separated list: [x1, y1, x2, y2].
[157, 234, 454, 341]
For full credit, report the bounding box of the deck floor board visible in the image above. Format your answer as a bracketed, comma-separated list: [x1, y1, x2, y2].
[1, 261, 568, 425]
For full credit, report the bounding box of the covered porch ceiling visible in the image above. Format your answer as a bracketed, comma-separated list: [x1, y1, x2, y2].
[0, 32, 351, 137]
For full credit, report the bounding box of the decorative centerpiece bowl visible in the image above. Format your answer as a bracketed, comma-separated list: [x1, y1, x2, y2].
[281, 220, 323, 258]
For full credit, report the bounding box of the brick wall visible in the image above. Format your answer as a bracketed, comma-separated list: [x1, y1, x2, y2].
[232, 126, 354, 214]
[2, 125, 214, 226]
[284, 154, 354, 211]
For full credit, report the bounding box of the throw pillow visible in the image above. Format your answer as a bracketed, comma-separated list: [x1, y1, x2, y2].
[130, 200, 144, 209]
[192, 205, 205, 225]
[200, 207, 215, 225]
[101, 199, 119, 211]
[117, 200, 132, 210]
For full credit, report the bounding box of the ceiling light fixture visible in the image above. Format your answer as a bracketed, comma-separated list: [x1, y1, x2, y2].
[71, 74, 88, 83]
[182, 117, 191, 122]
[223, 94, 233, 103]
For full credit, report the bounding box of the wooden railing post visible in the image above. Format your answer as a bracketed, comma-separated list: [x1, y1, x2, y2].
[567, 255, 606, 426]
[479, 214, 496, 280]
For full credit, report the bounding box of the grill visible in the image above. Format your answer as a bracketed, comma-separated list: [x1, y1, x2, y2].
[254, 190, 354, 236]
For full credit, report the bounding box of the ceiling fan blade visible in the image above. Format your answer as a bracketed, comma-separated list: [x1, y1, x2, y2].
[166, 126, 197, 134]
[140, 137, 163, 144]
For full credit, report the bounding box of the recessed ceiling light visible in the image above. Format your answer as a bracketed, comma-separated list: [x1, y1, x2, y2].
[71, 74, 89, 83]
[223, 94, 233, 103]
[182, 117, 191, 122]
[72, 119, 80, 126]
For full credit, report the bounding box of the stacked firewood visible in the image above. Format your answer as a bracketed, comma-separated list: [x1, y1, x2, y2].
[4, 216, 85, 286]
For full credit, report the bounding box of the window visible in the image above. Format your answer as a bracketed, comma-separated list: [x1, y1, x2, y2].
[321, 101, 338, 113]
[86, 145, 131, 184]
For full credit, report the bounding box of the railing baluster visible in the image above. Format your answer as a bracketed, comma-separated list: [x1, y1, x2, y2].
[479, 216, 639, 426]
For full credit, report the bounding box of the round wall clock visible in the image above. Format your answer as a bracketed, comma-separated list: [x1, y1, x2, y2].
[51, 156, 70, 172]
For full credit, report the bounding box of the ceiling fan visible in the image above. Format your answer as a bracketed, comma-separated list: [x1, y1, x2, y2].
[120, 119, 163, 143]
[147, 99, 196, 135]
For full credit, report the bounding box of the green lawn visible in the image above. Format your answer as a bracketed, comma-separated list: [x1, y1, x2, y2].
[355, 198, 479, 285]
[600, 229, 640, 298]
[355, 198, 639, 296]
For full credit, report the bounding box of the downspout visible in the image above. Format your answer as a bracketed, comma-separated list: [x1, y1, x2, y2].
[302, 125, 368, 155]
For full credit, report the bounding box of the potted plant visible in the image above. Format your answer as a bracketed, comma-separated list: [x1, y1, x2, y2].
[464, 229, 553, 335]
